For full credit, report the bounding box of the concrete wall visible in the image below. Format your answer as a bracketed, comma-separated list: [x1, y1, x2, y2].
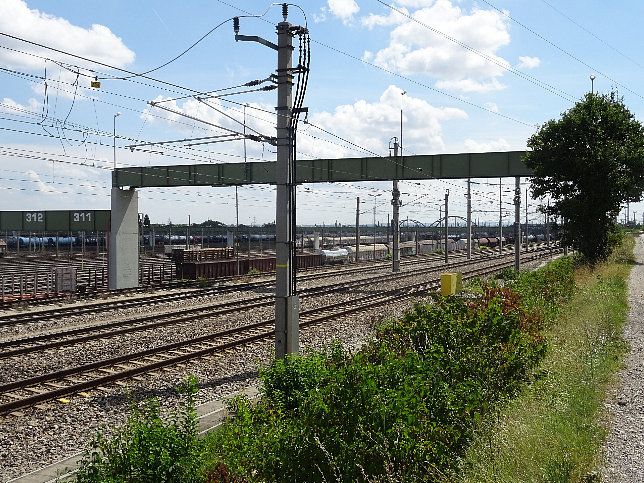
[109, 187, 139, 290]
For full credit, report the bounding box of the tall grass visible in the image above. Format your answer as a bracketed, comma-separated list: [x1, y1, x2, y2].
[459, 238, 633, 482]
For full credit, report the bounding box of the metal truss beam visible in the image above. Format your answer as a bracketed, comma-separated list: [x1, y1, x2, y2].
[112, 151, 532, 188]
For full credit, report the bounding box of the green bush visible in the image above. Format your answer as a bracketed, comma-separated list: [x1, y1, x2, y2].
[197, 276, 209, 288]
[76, 376, 203, 482]
[508, 256, 577, 321]
[79, 258, 576, 482]
[496, 266, 518, 281]
[204, 278, 560, 481]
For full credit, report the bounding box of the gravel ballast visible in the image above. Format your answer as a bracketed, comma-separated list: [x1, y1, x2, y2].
[5, 247, 638, 482]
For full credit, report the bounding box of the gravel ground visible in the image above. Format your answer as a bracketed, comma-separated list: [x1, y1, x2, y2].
[601, 234, 644, 481]
[0, 250, 558, 482]
[0, 263, 412, 482]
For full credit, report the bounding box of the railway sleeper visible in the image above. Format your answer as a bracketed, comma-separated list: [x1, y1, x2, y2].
[143, 357, 164, 362]
[98, 368, 118, 374]
[24, 387, 47, 394]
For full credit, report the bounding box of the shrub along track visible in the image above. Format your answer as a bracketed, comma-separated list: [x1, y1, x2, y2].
[0, 247, 559, 415]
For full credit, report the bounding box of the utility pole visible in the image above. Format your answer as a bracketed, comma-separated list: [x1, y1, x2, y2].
[235, 186, 239, 275]
[234, 6, 305, 358]
[274, 12, 297, 358]
[439, 205, 442, 251]
[392, 139, 401, 272]
[546, 200, 551, 248]
[444, 190, 449, 264]
[466, 178, 472, 259]
[499, 178, 503, 256]
[355, 197, 360, 263]
[373, 204, 376, 256]
[513, 177, 521, 271]
[525, 188, 529, 251]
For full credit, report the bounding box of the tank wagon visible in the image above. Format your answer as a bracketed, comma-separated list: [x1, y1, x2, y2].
[317, 248, 349, 264]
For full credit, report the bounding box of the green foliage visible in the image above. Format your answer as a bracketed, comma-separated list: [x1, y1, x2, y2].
[525, 92, 644, 263]
[436, 248, 444, 254]
[247, 268, 261, 276]
[197, 276, 209, 288]
[203, 261, 575, 482]
[78, 259, 577, 482]
[496, 267, 518, 281]
[461, 244, 630, 482]
[506, 256, 577, 321]
[76, 376, 203, 483]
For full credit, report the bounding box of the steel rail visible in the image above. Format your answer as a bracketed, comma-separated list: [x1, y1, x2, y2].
[0, 247, 559, 357]
[0, 249, 557, 415]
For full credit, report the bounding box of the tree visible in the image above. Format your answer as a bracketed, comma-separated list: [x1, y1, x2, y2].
[525, 92, 644, 262]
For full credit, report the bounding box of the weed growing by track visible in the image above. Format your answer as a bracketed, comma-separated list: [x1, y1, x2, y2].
[75, 376, 203, 482]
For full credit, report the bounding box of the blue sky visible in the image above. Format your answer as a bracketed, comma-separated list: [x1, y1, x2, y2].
[1, 0, 644, 228]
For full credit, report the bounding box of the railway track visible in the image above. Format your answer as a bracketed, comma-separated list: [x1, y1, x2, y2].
[0, 248, 560, 415]
[0, 244, 553, 327]
[0, 251, 520, 354]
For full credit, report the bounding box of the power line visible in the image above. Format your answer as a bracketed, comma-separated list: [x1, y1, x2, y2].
[479, 0, 644, 101]
[538, 0, 644, 71]
[375, 0, 577, 103]
[0, 31, 202, 95]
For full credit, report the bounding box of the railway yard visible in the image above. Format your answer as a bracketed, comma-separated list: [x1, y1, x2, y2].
[0, 245, 560, 481]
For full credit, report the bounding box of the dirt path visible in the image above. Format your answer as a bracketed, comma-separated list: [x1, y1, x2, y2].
[601, 235, 644, 481]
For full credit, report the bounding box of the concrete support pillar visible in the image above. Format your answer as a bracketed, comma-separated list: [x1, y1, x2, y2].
[109, 187, 139, 290]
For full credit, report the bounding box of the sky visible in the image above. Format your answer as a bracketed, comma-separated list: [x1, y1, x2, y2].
[1, 0, 644, 229]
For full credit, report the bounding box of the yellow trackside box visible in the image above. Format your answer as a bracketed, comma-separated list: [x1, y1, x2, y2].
[441, 272, 463, 296]
[454, 271, 462, 292]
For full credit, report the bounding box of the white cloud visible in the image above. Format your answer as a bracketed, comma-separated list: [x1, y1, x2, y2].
[484, 102, 499, 113]
[364, 0, 514, 93]
[517, 56, 540, 69]
[300, 85, 467, 158]
[362, 7, 409, 29]
[312, 11, 327, 23]
[25, 169, 58, 195]
[463, 137, 510, 152]
[436, 78, 507, 93]
[0, 97, 41, 115]
[328, 0, 360, 23]
[396, 0, 437, 7]
[0, 0, 135, 72]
